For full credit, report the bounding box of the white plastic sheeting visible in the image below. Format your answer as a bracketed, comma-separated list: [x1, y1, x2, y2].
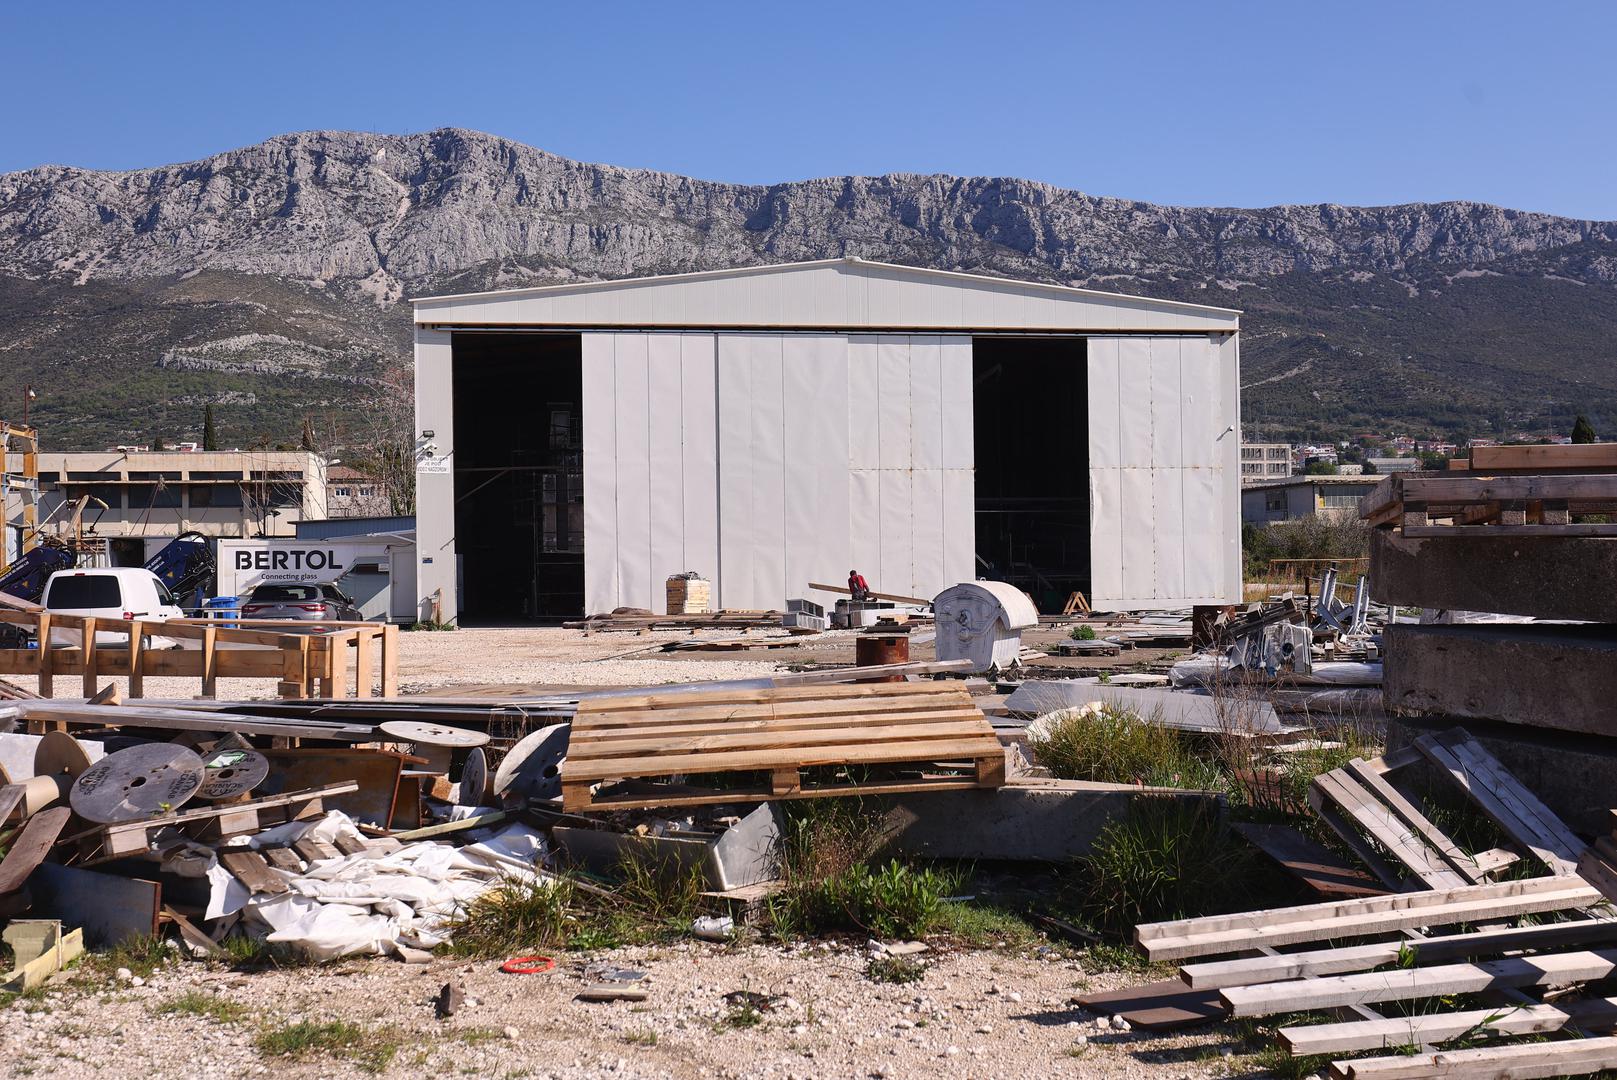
[213, 811, 551, 961]
[584, 332, 975, 613]
[1087, 335, 1239, 608]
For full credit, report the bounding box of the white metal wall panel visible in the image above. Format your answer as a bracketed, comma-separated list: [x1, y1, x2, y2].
[716, 337, 756, 608]
[581, 334, 621, 613]
[647, 335, 686, 585]
[783, 336, 852, 601]
[747, 336, 787, 606]
[1088, 334, 1239, 608]
[680, 335, 720, 594]
[613, 334, 653, 610]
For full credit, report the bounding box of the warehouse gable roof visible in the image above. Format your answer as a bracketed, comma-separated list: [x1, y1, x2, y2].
[412, 257, 1239, 332]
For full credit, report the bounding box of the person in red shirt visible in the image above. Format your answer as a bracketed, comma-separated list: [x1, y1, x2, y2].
[848, 569, 870, 602]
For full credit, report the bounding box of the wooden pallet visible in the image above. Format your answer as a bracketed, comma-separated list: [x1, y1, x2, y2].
[1359, 470, 1617, 535]
[561, 682, 1005, 812]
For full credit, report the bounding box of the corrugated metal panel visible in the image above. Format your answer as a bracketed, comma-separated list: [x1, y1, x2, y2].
[582, 334, 621, 612]
[414, 258, 1239, 333]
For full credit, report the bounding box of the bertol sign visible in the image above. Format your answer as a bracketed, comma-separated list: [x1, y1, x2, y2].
[233, 547, 346, 573]
[217, 539, 391, 596]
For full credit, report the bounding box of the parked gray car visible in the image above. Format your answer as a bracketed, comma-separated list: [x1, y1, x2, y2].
[239, 582, 364, 625]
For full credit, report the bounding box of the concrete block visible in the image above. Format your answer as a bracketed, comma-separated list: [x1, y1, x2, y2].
[1370, 529, 1617, 622]
[1385, 624, 1617, 737]
[878, 779, 1223, 862]
[1385, 713, 1617, 836]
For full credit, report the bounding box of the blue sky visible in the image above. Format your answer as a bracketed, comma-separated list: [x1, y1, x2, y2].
[4, 1, 1614, 218]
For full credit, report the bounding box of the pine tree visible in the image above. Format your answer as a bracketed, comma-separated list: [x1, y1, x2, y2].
[202, 403, 218, 451]
[1572, 414, 1597, 444]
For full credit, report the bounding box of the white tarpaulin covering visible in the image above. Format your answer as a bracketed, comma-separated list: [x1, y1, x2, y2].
[207, 811, 553, 961]
[583, 331, 975, 613]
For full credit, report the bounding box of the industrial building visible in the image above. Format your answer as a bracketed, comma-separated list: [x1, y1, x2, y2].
[411, 258, 1243, 623]
[35, 450, 327, 564]
[1241, 474, 1381, 524]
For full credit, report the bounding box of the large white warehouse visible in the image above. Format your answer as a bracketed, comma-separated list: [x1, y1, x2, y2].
[411, 258, 1242, 623]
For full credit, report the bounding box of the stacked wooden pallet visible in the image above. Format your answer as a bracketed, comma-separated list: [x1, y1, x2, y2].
[1359, 443, 1617, 537]
[1125, 730, 1617, 1079]
[560, 682, 1004, 811]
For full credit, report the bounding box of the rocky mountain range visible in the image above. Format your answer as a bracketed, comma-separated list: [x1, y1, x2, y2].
[3, 128, 1615, 448]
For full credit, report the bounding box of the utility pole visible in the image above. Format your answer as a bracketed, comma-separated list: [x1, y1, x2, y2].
[22, 386, 36, 428]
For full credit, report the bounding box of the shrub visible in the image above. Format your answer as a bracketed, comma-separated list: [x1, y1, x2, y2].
[1031, 703, 1225, 790]
[1070, 625, 1097, 641]
[1077, 797, 1252, 932]
[771, 860, 959, 939]
[446, 874, 577, 957]
[866, 954, 926, 984]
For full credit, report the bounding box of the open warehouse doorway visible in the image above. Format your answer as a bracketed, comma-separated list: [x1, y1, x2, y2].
[451, 333, 584, 622]
[972, 336, 1090, 612]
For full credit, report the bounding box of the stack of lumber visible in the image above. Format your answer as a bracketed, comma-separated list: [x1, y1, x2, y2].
[562, 610, 783, 631]
[560, 682, 1005, 811]
[1359, 442, 1617, 537]
[664, 575, 712, 616]
[1120, 730, 1617, 1079]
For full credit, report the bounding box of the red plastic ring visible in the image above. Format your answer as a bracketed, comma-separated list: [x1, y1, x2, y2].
[500, 955, 556, 975]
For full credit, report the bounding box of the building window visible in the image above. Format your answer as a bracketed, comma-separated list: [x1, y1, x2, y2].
[335, 487, 352, 497]
[188, 484, 242, 509]
[1265, 491, 1286, 513]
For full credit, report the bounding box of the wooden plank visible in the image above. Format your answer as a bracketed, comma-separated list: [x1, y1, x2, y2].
[1075, 978, 1228, 1031]
[569, 719, 996, 760]
[10, 700, 372, 740]
[1402, 473, 1617, 504]
[1470, 443, 1617, 471]
[258, 750, 401, 830]
[218, 850, 289, 896]
[126, 619, 143, 698]
[1181, 918, 1617, 990]
[806, 581, 931, 605]
[1308, 786, 1419, 891]
[1311, 770, 1469, 888]
[1284, 996, 1617, 1056]
[379, 624, 399, 697]
[0, 806, 71, 894]
[563, 775, 988, 813]
[200, 625, 217, 698]
[1402, 522, 1617, 538]
[1336, 1033, 1617, 1079]
[581, 680, 954, 712]
[1415, 731, 1586, 874]
[1221, 948, 1617, 1016]
[79, 617, 97, 698]
[1342, 757, 1485, 883]
[1356, 475, 1401, 522]
[353, 627, 375, 700]
[36, 612, 51, 698]
[563, 736, 1004, 782]
[1229, 822, 1391, 899]
[1137, 881, 1602, 961]
[577, 692, 975, 727]
[568, 708, 990, 743]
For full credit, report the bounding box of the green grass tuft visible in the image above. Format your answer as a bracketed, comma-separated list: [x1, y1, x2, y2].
[156, 991, 251, 1025]
[1032, 703, 1226, 790]
[865, 954, 926, 984]
[254, 1019, 403, 1074]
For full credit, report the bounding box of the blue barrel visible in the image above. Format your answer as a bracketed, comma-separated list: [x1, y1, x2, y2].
[203, 595, 241, 629]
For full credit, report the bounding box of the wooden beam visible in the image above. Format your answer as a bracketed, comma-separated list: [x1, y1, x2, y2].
[79, 617, 97, 699]
[353, 627, 375, 700]
[35, 612, 51, 698]
[1136, 878, 1602, 961]
[1334, 1033, 1617, 1079]
[200, 625, 217, 698]
[380, 624, 399, 697]
[1222, 948, 1617, 1017]
[807, 581, 932, 605]
[126, 619, 143, 699]
[1284, 995, 1617, 1056]
[1181, 917, 1617, 990]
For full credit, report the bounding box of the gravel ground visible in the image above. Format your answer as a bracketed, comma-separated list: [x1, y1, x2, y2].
[1, 943, 1250, 1080]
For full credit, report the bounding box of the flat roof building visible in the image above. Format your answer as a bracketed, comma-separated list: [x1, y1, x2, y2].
[411, 258, 1243, 622]
[36, 450, 327, 565]
[1241, 474, 1380, 525]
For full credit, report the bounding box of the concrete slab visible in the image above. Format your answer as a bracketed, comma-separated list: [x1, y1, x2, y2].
[1385, 714, 1617, 836]
[1385, 624, 1617, 737]
[1370, 529, 1617, 622]
[879, 779, 1223, 862]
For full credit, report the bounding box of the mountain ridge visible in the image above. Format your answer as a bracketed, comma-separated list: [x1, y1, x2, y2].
[3, 127, 1615, 448]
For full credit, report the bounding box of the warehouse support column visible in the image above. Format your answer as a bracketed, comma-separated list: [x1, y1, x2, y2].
[414, 327, 457, 625]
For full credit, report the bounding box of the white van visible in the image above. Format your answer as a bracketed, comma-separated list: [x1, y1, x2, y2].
[41, 568, 187, 646]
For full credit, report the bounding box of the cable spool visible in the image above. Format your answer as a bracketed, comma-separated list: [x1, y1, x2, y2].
[493, 723, 569, 803]
[69, 743, 205, 824]
[379, 721, 489, 775]
[34, 731, 92, 780]
[196, 748, 269, 801]
[459, 746, 490, 808]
